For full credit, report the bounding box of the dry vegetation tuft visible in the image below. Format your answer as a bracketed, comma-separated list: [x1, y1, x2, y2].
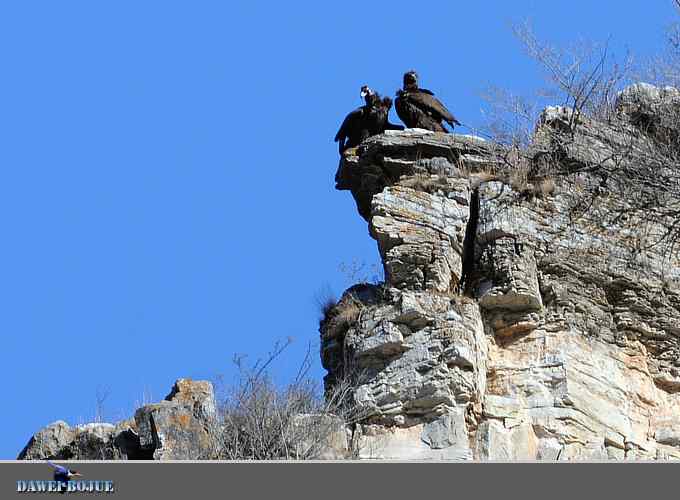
[321, 292, 365, 342]
[211, 339, 363, 460]
[398, 174, 450, 194]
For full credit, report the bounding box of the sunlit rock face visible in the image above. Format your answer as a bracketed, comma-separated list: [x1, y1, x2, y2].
[326, 85, 680, 460]
[18, 379, 218, 460]
[17, 84, 680, 461]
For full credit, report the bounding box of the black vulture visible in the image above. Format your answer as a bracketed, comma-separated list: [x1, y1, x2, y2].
[334, 86, 404, 154]
[395, 70, 461, 132]
[366, 94, 404, 137]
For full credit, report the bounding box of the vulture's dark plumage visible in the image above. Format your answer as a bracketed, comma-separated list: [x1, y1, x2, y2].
[334, 86, 403, 154]
[395, 71, 461, 132]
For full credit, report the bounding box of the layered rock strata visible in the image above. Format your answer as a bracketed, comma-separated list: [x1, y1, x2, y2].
[323, 84, 680, 460]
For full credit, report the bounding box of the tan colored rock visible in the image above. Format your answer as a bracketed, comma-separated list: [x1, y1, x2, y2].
[326, 119, 680, 460]
[290, 414, 350, 459]
[371, 183, 470, 293]
[134, 379, 218, 460]
[356, 410, 472, 460]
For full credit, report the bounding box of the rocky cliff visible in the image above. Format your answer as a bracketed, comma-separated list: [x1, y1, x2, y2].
[321, 83, 680, 460]
[18, 379, 219, 460]
[19, 84, 680, 461]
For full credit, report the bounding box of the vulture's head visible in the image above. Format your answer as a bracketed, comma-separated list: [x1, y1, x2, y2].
[360, 85, 375, 102]
[403, 70, 418, 89]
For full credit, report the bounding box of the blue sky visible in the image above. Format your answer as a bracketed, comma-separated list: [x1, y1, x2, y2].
[0, 1, 676, 458]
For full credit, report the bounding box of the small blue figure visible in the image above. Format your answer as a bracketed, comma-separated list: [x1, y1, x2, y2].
[46, 461, 82, 493]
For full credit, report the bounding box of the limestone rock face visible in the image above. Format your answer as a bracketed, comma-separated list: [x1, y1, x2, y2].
[18, 421, 76, 460]
[18, 379, 218, 460]
[616, 82, 680, 142]
[17, 420, 141, 460]
[371, 182, 471, 293]
[326, 84, 680, 460]
[335, 129, 501, 221]
[18, 83, 680, 461]
[163, 379, 217, 424]
[289, 414, 351, 459]
[132, 378, 218, 460]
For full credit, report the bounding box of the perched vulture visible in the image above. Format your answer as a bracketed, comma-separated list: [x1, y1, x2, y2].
[334, 86, 403, 154]
[366, 94, 404, 137]
[395, 70, 461, 132]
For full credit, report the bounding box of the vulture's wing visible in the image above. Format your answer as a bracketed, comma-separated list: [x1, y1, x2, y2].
[334, 107, 364, 142]
[408, 91, 460, 125]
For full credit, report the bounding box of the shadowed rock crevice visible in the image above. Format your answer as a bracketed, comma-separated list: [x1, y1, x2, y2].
[460, 187, 480, 295]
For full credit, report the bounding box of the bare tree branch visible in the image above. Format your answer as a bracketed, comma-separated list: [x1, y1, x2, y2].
[481, 22, 680, 263]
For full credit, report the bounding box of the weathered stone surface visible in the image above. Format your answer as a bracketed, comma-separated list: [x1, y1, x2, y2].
[164, 378, 217, 423]
[475, 419, 539, 461]
[616, 82, 680, 142]
[18, 379, 218, 460]
[473, 181, 545, 338]
[356, 410, 472, 460]
[289, 414, 350, 460]
[134, 401, 214, 460]
[335, 129, 501, 221]
[482, 325, 680, 460]
[19, 85, 680, 461]
[325, 104, 680, 460]
[17, 420, 140, 460]
[339, 294, 487, 425]
[18, 421, 75, 460]
[133, 378, 217, 460]
[371, 183, 471, 292]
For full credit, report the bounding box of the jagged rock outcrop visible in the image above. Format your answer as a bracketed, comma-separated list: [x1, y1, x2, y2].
[616, 83, 680, 143]
[18, 377, 351, 460]
[16, 420, 137, 460]
[324, 84, 680, 460]
[18, 83, 680, 461]
[133, 379, 217, 460]
[18, 379, 218, 460]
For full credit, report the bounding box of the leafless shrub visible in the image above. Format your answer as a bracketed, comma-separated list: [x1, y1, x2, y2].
[132, 386, 154, 413]
[470, 170, 500, 188]
[338, 258, 384, 286]
[213, 339, 363, 460]
[94, 385, 111, 424]
[321, 291, 365, 343]
[506, 153, 532, 191]
[480, 86, 540, 150]
[504, 155, 556, 199]
[514, 21, 633, 123]
[640, 1, 680, 87]
[481, 16, 680, 260]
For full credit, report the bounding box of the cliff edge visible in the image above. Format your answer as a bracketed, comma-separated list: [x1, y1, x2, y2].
[322, 83, 680, 460]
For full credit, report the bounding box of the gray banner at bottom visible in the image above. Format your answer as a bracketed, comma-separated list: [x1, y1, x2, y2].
[1, 461, 673, 500]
